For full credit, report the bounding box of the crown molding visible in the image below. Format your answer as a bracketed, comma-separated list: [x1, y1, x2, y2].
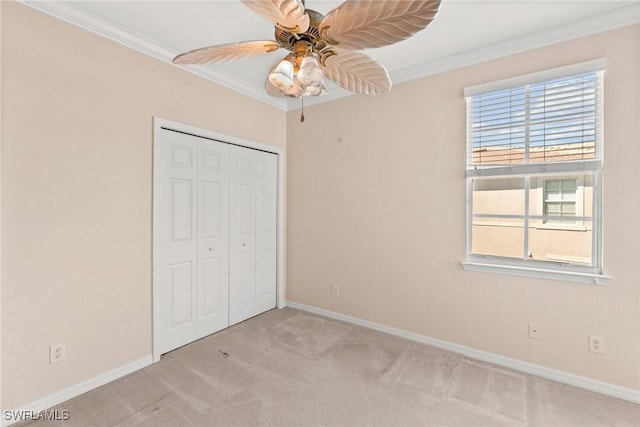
[17, 1, 640, 112]
[16, 0, 289, 111]
[312, 3, 640, 108]
[391, 3, 640, 86]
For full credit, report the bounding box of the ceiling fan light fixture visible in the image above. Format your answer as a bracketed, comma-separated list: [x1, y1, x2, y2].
[297, 55, 327, 97]
[302, 81, 327, 97]
[268, 58, 295, 90]
[284, 81, 304, 98]
[269, 54, 327, 98]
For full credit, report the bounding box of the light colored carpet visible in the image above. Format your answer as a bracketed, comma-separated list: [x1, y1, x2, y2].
[19, 308, 640, 426]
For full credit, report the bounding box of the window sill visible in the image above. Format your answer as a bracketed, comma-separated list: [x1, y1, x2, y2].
[534, 224, 588, 232]
[461, 261, 611, 285]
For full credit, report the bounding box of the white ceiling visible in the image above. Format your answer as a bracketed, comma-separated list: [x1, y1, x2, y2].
[21, 0, 640, 110]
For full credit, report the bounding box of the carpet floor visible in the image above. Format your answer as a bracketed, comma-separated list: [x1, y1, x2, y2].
[18, 307, 640, 426]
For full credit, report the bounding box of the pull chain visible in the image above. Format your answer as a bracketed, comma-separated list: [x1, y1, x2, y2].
[300, 96, 305, 123]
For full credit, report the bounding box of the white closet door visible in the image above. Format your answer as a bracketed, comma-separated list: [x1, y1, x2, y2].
[156, 126, 278, 354]
[255, 151, 278, 314]
[229, 148, 277, 325]
[196, 142, 230, 338]
[156, 130, 199, 354]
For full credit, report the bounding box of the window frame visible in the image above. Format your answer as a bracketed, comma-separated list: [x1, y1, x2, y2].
[543, 177, 578, 224]
[539, 175, 586, 229]
[462, 60, 610, 285]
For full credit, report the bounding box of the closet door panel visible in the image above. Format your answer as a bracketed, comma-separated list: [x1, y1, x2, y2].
[255, 152, 278, 313]
[196, 143, 230, 338]
[201, 257, 221, 315]
[156, 131, 198, 354]
[170, 261, 194, 326]
[229, 149, 257, 325]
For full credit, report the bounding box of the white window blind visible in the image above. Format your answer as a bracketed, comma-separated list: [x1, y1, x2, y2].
[467, 70, 603, 169]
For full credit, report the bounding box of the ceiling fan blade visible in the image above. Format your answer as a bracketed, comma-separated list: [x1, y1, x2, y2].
[241, 0, 309, 33]
[173, 41, 281, 64]
[319, 49, 391, 95]
[319, 0, 440, 50]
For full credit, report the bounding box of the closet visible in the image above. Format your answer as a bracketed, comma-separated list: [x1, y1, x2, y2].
[154, 127, 277, 356]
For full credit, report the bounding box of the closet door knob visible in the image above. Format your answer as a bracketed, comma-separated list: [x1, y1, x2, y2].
[208, 246, 214, 251]
[242, 242, 247, 248]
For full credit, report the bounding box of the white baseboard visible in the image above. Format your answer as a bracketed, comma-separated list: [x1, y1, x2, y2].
[2, 355, 154, 426]
[286, 301, 640, 404]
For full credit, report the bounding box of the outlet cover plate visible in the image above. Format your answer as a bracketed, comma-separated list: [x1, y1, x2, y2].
[528, 323, 541, 339]
[50, 343, 66, 364]
[589, 335, 604, 353]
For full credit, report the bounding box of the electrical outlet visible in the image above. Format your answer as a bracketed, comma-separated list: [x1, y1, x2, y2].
[331, 284, 340, 296]
[528, 322, 541, 339]
[589, 335, 604, 354]
[50, 343, 66, 364]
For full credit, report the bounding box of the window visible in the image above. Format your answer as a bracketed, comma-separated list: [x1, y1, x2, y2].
[543, 178, 577, 224]
[462, 60, 609, 284]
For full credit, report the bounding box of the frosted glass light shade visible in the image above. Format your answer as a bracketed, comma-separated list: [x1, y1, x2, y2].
[284, 81, 303, 98]
[303, 81, 327, 97]
[297, 56, 327, 97]
[268, 59, 295, 91]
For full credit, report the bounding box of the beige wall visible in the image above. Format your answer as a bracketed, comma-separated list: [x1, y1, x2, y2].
[1, 2, 286, 409]
[286, 25, 640, 390]
[2, 0, 638, 412]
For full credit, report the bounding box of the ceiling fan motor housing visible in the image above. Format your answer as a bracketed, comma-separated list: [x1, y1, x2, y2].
[274, 9, 327, 54]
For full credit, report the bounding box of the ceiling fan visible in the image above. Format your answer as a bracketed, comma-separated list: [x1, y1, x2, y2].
[173, 0, 441, 108]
